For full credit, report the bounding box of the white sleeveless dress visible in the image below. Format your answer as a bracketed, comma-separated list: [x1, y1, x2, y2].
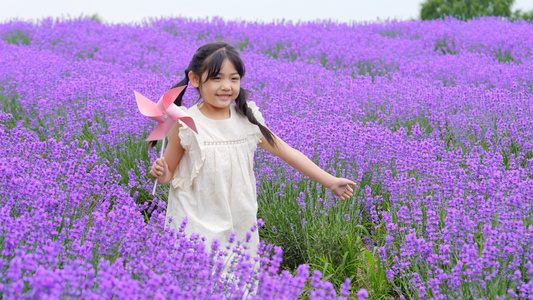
[165, 101, 264, 253]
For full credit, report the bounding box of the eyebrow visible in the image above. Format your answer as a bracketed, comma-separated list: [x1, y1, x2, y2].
[217, 72, 240, 76]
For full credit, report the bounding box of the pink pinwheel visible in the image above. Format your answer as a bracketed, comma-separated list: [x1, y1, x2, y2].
[134, 86, 198, 194]
[134, 86, 198, 140]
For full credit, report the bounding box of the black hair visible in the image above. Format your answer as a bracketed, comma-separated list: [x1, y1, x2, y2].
[168, 42, 277, 147]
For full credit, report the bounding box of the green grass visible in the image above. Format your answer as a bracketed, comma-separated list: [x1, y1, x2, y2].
[434, 38, 457, 55]
[2, 30, 32, 45]
[496, 48, 517, 64]
[255, 154, 400, 296]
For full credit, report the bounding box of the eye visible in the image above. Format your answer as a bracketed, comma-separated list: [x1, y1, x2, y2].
[232, 77, 240, 81]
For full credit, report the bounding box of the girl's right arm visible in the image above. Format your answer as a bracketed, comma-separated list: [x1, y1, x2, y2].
[149, 122, 185, 185]
[260, 131, 355, 200]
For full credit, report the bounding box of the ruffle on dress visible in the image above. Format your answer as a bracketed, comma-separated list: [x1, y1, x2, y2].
[171, 106, 205, 190]
[247, 101, 265, 148]
[248, 101, 265, 125]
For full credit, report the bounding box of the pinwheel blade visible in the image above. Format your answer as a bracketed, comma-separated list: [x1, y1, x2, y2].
[146, 121, 176, 141]
[165, 103, 198, 134]
[134, 91, 162, 118]
[162, 86, 187, 110]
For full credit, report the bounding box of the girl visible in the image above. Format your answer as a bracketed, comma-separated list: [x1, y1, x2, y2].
[150, 42, 355, 253]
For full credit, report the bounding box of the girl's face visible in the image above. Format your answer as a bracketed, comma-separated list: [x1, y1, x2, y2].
[190, 58, 241, 112]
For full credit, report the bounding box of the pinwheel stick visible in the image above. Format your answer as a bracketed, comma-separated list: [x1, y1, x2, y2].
[151, 137, 166, 195]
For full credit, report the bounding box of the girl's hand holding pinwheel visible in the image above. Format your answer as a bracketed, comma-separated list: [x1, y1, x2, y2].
[150, 157, 169, 184]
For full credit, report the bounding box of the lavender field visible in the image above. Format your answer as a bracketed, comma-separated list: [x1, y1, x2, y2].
[1, 16, 533, 299]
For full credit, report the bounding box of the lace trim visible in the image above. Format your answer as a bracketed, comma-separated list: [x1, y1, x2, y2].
[203, 138, 247, 146]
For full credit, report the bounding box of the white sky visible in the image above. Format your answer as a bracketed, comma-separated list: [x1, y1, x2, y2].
[1, 0, 532, 24]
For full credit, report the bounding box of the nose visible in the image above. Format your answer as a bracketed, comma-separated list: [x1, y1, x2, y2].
[221, 80, 231, 91]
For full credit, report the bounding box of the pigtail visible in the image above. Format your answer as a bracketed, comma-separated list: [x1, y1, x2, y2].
[171, 69, 190, 106]
[235, 88, 277, 147]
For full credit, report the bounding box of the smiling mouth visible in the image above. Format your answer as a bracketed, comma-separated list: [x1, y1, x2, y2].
[217, 94, 231, 99]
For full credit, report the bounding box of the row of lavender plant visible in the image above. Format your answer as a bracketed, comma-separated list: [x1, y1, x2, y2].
[1, 16, 532, 298]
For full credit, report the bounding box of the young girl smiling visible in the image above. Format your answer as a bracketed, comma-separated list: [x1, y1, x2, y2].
[150, 42, 355, 253]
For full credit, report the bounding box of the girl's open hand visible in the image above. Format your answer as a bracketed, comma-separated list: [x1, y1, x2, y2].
[150, 157, 168, 184]
[329, 178, 356, 200]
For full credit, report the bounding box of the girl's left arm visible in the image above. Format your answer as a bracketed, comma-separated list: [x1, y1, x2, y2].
[259, 133, 356, 200]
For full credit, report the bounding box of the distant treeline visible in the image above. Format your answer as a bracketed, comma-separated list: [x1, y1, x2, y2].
[420, 0, 533, 20]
